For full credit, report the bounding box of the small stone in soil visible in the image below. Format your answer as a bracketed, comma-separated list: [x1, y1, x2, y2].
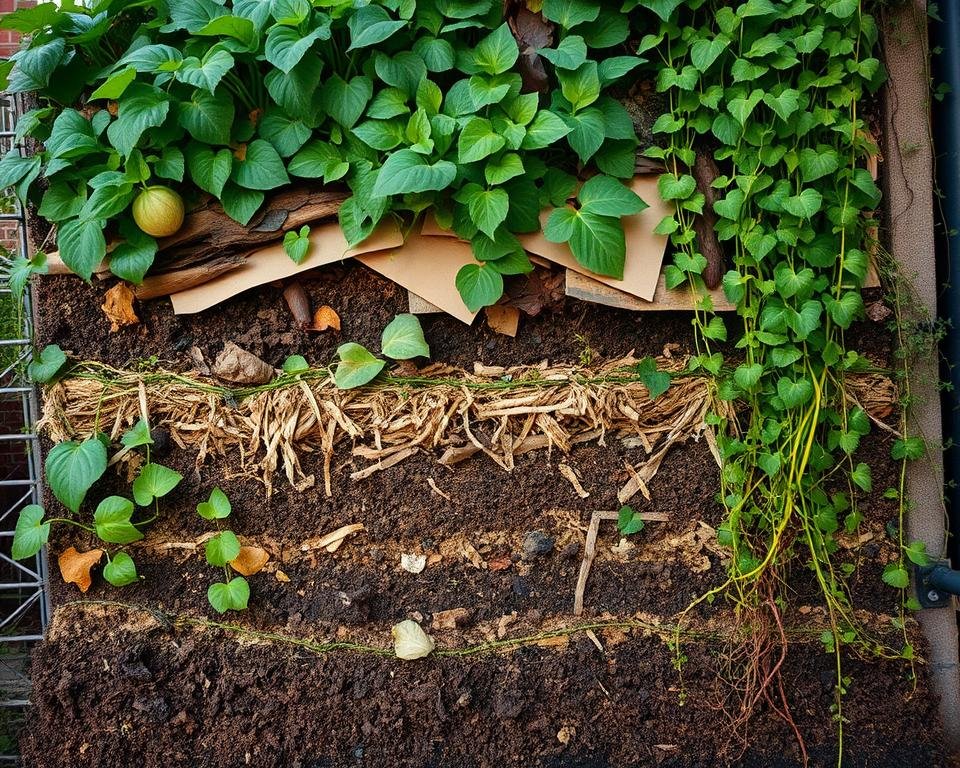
[512, 577, 530, 597]
[522, 531, 554, 558]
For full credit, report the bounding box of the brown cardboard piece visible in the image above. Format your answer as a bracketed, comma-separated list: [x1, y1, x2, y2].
[169, 220, 403, 314]
[519, 175, 670, 301]
[565, 269, 735, 312]
[357, 229, 479, 325]
[407, 290, 442, 314]
[423, 176, 671, 303]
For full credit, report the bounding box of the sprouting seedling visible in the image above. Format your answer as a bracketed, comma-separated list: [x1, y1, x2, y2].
[11, 418, 179, 588]
[334, 313, 431, 389]
[617, 505, 645, 536]
[198, 487, 249, 614]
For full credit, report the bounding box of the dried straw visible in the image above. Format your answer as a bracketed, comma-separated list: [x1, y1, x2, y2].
[39, 356, 899, 500]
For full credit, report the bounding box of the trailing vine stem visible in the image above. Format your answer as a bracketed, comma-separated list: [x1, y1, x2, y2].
[638, 0, 925, 763]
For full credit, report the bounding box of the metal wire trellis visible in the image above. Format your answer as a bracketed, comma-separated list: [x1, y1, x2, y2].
[0, 92, 47, 766]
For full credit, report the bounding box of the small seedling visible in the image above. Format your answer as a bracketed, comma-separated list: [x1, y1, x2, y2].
[10, 418, 180, 592]
[198, 487, 248, 613]
[617, 505, 645, 536]
[334, 313, 431, 389]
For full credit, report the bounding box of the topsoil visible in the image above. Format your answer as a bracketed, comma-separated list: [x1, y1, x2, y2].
[16, 263, 947, 768]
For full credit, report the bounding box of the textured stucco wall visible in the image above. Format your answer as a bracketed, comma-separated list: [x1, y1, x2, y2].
[882, 0, 960, 753]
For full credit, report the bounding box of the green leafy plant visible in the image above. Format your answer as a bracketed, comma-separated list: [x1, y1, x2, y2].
[631, 0, 900, 754]
[11, 417, 180, 591]
[28, 342, 67, 383]
[0, 0, 647, 307]
[334, 313, 430, 389]
[197, 486, 248, 613]
[617, 505, 645, 536]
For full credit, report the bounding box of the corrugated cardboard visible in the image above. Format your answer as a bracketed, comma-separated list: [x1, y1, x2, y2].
[357, 229, 478, 325]
[169, 220, 404, 314]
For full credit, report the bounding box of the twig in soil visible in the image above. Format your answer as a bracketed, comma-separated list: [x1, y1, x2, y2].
[573, 510, 670, 616]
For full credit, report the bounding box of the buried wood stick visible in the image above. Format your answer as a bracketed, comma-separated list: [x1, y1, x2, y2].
[573, 510, 670, 616]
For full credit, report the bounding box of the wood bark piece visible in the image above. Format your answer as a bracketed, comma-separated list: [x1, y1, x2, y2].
[691, 153, 724, 290]
[156, 186, 348, 266]
[133, 254, 247, 300]
[48, 186, 348, 289]
[212, 343, 274, 385]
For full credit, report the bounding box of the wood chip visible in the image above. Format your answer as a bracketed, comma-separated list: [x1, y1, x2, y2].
[275, 569, 290, 583]
[484, 305, 520, 337]
[558, 462, 590, 498]
[301, 523, 365, 552]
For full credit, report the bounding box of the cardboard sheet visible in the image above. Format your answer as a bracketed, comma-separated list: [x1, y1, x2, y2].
[565, 269, 735, 312]
[357, 229, 479, 325]
[421, 176, 671, 302]
[518, 176, 671, 302]
[169, 220, 404, 314]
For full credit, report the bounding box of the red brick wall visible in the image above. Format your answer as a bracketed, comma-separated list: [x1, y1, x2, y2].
[0, 0, 35, 58]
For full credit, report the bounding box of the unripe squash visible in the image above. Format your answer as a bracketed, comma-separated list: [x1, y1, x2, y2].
[132, 186, 185, 238]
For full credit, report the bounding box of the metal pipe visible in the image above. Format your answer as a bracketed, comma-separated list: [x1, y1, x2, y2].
[932, 1, 960, 567]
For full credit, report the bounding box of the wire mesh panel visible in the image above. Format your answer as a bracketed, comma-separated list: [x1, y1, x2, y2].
[0, 92, 46, 766]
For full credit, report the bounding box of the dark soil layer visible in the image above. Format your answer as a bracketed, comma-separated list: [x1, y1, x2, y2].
[20, 618, 945, 768]
[23, 267, 943, 767]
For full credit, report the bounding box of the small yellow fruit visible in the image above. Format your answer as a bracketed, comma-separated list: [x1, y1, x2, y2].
[132, 186, 185, 238]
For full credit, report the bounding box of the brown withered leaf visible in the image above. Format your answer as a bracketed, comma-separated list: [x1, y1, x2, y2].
[502, 268, 565, 316]
[230, 546, 270, 576]
[59, 547, 104, 593]
[310, 305, 341, 332]
[487, 556, 512, 572]
[507, 5, 553, 93]
[485, 305, 520, 337]
[431, 607, 470, 630]
[101, 282, 140, 332]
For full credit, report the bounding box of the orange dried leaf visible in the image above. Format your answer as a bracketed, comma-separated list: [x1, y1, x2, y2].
[310, 305, 341, 332]
[101, 282, 140, 332]
[59, 547, 104, 593]
[233, 143, 248, 161]
[484, 305, 520, 337]
[488, 556, 512, 571]
[230, 545, 270, 576]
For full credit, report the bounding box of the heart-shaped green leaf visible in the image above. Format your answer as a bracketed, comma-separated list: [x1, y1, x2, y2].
[46, 438, 107, 513]
[381, 314, 430, 360]
[208, 576, 250, 613]
[206, 530, 241, 566]
[197, 487, 232, 520]
[12, 504, 49, 560]
[94, 496, 143, 544]
[335, 343, 386, 389]
[132, 463, 183, 506]
[103, 551, 139, 586]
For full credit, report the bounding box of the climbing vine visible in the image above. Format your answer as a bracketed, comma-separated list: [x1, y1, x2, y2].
[636, 0, 926, 761]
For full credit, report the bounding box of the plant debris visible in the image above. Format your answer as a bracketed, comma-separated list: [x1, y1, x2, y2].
[212, 343, 274, 386]
[58, 547, 104, 593]
[310, 305, 341, 332]
[229, 546, 270, 576]
[101, 283, 139, 332]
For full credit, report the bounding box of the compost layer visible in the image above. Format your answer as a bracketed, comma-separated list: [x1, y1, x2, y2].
[20, 265, 945, 768]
